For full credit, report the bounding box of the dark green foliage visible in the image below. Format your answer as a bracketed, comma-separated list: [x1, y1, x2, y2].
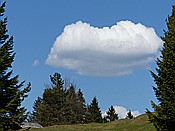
[34, 73, 67, 126]
[146, 5, 175, 131]
[66, 87, 86, 124]
[0, 2, 31, 130]
[103, 116, 108, 123]
[106, 106, 118, 122]
[33, 73, 86, 126]
[76, 89, 86, 123]
[126, 110, 133, 119]
[66, 84, 78, 124]
[86, 97, 102, 123]
[30, 97, 42, 123]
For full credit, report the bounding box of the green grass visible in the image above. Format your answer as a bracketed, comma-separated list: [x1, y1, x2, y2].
[22, 114, 156, 131]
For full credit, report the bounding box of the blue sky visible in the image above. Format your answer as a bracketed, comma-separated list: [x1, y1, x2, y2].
[5, 0, 175, 117]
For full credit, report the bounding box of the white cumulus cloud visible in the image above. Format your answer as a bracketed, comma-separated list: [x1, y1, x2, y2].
[102, 105, 140, 119]
[46, 21, 162, 76]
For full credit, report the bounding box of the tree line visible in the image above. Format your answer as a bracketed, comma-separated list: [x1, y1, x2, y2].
[29, 72, 134, 126]
[0, 1, 175, 130]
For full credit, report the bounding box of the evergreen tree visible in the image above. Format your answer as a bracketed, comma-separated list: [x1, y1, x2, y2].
[106, 106, 118, 121]
[76, 89, 86, 123]
[87, 97, 102, 123]
[32, 73, 66, 126]
[146, 5, 175, 131]
[65, 85, 86, 124]
[126, 110, 133, 119]
[30, 97, 42, 123]
[66, 84, 77, 124]
[33, 72, 87, 126]
[84, 104, 91, 123]
[0, 2, 31, 130]
[102, 116, 108, 123]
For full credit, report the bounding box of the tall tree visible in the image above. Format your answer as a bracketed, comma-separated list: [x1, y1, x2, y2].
[106, 106, 118, 122]
[30, 97, 42, 123]
[33, 73, 66, 126]
[76, 89, 86, 123]
[33, 72, 87, 126]
[146, 5, 175, 131]
[65, 85, 86, 124]
[66, 84, 77, 124]
[0, 2, 31, 130]
[87, 97, 102, 123]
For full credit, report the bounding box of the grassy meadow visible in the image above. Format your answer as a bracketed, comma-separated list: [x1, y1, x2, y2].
[21, 114, 156, 131]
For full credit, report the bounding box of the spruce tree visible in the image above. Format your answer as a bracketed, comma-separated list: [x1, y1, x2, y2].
[102, 116, 108, 123]
[33, 73, 66, 126]
[87, 97, 102, 123]
[106, 106, 118, 121]
[126, 110, 133, 119]
[30, 97, 42, 123]
[146, 5, 175, 131]
[0, 2, 31, 130]
[76, 89, 86, 123]
[66, 84, 77, 124]
[33, 73, 87, 126]
[65, 85, 87, 124]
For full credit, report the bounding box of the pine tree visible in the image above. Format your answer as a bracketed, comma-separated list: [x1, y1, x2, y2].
[0, 2, 31, 130]
[30, 97, 42, 123]
[33, 73, 66, 126]
[102, 116, 108, 123]
[87, 97, 102, 123]
[76, 89, 86, 123]
[106, 106, 118, 121]
[65, 85, 86, 124]
[146, 5, 175, 131]
[126, 110, 133, 119]
[33, 73, 87, 126]
[66, 84, 77, 124]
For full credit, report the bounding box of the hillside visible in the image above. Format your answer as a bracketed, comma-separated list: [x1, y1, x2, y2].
[21, 114, 156, 131]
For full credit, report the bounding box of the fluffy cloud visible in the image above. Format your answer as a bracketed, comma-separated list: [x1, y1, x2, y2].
[102, 105, 140, 119]
[46, 21, 162, 76]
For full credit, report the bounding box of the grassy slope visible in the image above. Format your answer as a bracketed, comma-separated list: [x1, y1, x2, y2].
[24, 114, 156, 131]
